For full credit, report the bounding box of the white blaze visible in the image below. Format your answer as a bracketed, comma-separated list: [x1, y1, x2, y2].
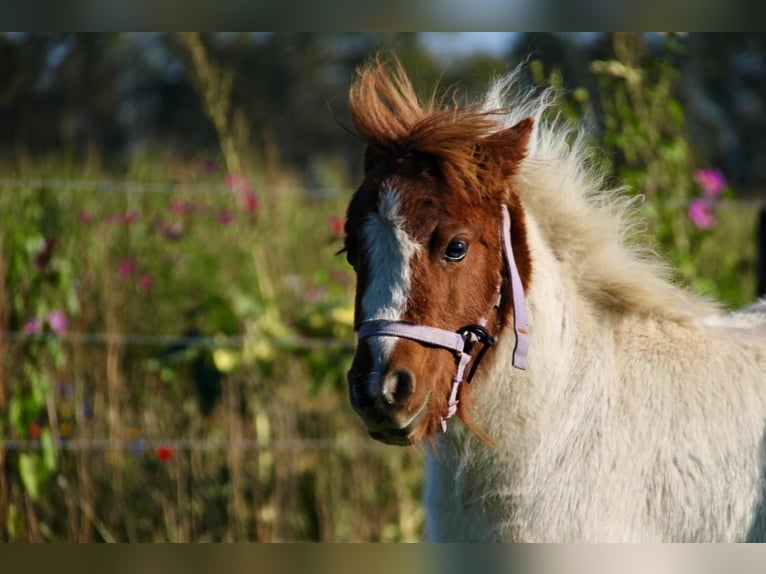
[361, 185, 421, 375]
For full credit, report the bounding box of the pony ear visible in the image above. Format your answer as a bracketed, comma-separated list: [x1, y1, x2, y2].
[480, 117, 535, 182]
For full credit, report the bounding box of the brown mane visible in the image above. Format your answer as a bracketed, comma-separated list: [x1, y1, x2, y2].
[348, 56, 523, 200]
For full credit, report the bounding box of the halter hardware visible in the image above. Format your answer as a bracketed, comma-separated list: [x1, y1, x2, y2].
[457, 324, 497, 383]
[355, 204, 529, 433]
[457, 324, 496, 355]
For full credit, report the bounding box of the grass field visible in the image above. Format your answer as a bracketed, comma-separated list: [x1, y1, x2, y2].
[0, 150, 760, 541]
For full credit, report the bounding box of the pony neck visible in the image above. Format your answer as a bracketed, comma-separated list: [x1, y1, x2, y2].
[456, 210, 589, 446]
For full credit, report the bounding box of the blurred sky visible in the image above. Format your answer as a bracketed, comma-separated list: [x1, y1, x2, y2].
[418, 33, 518, 61]
[418, 32, 604, 61]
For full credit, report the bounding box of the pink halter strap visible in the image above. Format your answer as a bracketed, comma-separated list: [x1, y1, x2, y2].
[357, 204, 529, 432]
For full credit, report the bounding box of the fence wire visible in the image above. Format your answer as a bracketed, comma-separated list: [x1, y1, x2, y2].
[1, 176, 765, 205]
[0, 330, 354, 351]
[0, 177, 349, 199]
[0, 438, 374, 452]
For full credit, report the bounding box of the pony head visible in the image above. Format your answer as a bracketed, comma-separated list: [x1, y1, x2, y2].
[343, 57, 533, 445]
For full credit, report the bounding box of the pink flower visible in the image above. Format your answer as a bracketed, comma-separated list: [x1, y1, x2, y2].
[328, 216, 344, 236]
[688, 197, 716, 229]
[201, 159, 218, 174]
[47, 310, 68, 335]
[694, 168, 726, 198]
[169, 200, 194, 215]
[24, 317, 43, 334]
[224, 174, 253, 194]
[117, 258, 137, 278]
[137, 274, 153, 292]
[77, 210, 96, 224]
[119, 210, 140, 225]
[225, 175, 259, 214]
[217, 209, 233, 225]
[162, 221, 184, 240]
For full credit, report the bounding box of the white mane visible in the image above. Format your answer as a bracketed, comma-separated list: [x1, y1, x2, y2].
[423, 69, 766, 542]
[481, 70, 719, 322]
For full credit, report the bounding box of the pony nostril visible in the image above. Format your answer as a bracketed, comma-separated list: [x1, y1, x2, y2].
[382, 369, 415, 406]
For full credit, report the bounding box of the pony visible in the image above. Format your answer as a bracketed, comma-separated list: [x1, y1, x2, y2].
[341, 56, 766, 542]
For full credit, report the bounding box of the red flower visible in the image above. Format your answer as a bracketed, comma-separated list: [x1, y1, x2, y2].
[328, 216, 344, 236]
[155, 445, 173, 462]
[119, 211, 140, 225]
[137, 274, 153, 293]
[238, 190, 259, 213]
[225, 175, 259, 214]
[28, 423, 41, 440]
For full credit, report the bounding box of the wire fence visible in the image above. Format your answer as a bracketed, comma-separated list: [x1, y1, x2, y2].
[0, 329, 359, 453]
[0, 177, 350, 199]
[0, 330, 354, 350]
[2, 176, 765, 208]
[0, 437, 374, 452]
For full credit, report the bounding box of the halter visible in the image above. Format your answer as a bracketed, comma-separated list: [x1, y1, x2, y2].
[357, 204, 529, 432]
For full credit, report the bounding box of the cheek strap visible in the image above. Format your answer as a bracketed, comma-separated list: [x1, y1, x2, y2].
[356, 204, 529, 432]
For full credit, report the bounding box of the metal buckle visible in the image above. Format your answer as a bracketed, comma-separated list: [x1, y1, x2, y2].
[457, 324, 497, 384]
[457, 324, 497, 354]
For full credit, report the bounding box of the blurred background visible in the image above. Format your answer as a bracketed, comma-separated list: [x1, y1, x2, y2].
[0, 32, 764, 541]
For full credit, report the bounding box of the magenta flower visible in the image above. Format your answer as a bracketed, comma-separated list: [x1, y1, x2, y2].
[24, 317, 43, 334]
[137, 274, 153, 293]
[47, 310, 68, 335]
[201, 159, 218, 174]
[77, 210, 96, 224]
[119, 210, 140, 225]
[694, 168, 726, 198]
[162, 221, 184, 240]
[688, 197, 716, 229]
[169, 200, 194, 215]
[117, 258, 137, 278]
[217, 209, 233, 225]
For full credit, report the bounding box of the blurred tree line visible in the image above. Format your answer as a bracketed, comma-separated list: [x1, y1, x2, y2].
[0, 33, 765, 191]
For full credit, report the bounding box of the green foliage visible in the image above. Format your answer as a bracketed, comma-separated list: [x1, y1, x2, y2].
[0, 152, 422, 541]
[535, 34, 756, 308]
[0, 185, 79, 518]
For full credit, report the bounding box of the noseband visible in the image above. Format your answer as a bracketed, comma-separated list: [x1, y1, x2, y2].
[357, 204, 529, 432]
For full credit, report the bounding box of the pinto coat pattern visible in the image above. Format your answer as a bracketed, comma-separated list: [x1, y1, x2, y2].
[343, 57, 766, 542]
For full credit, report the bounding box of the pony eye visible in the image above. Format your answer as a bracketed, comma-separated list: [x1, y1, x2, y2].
[444, 239, 469, 262]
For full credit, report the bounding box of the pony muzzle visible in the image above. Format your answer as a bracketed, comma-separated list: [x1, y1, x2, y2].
[347, 360, 427, 443]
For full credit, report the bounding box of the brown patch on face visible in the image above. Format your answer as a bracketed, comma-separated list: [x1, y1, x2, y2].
[344, 56, 535, 444]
